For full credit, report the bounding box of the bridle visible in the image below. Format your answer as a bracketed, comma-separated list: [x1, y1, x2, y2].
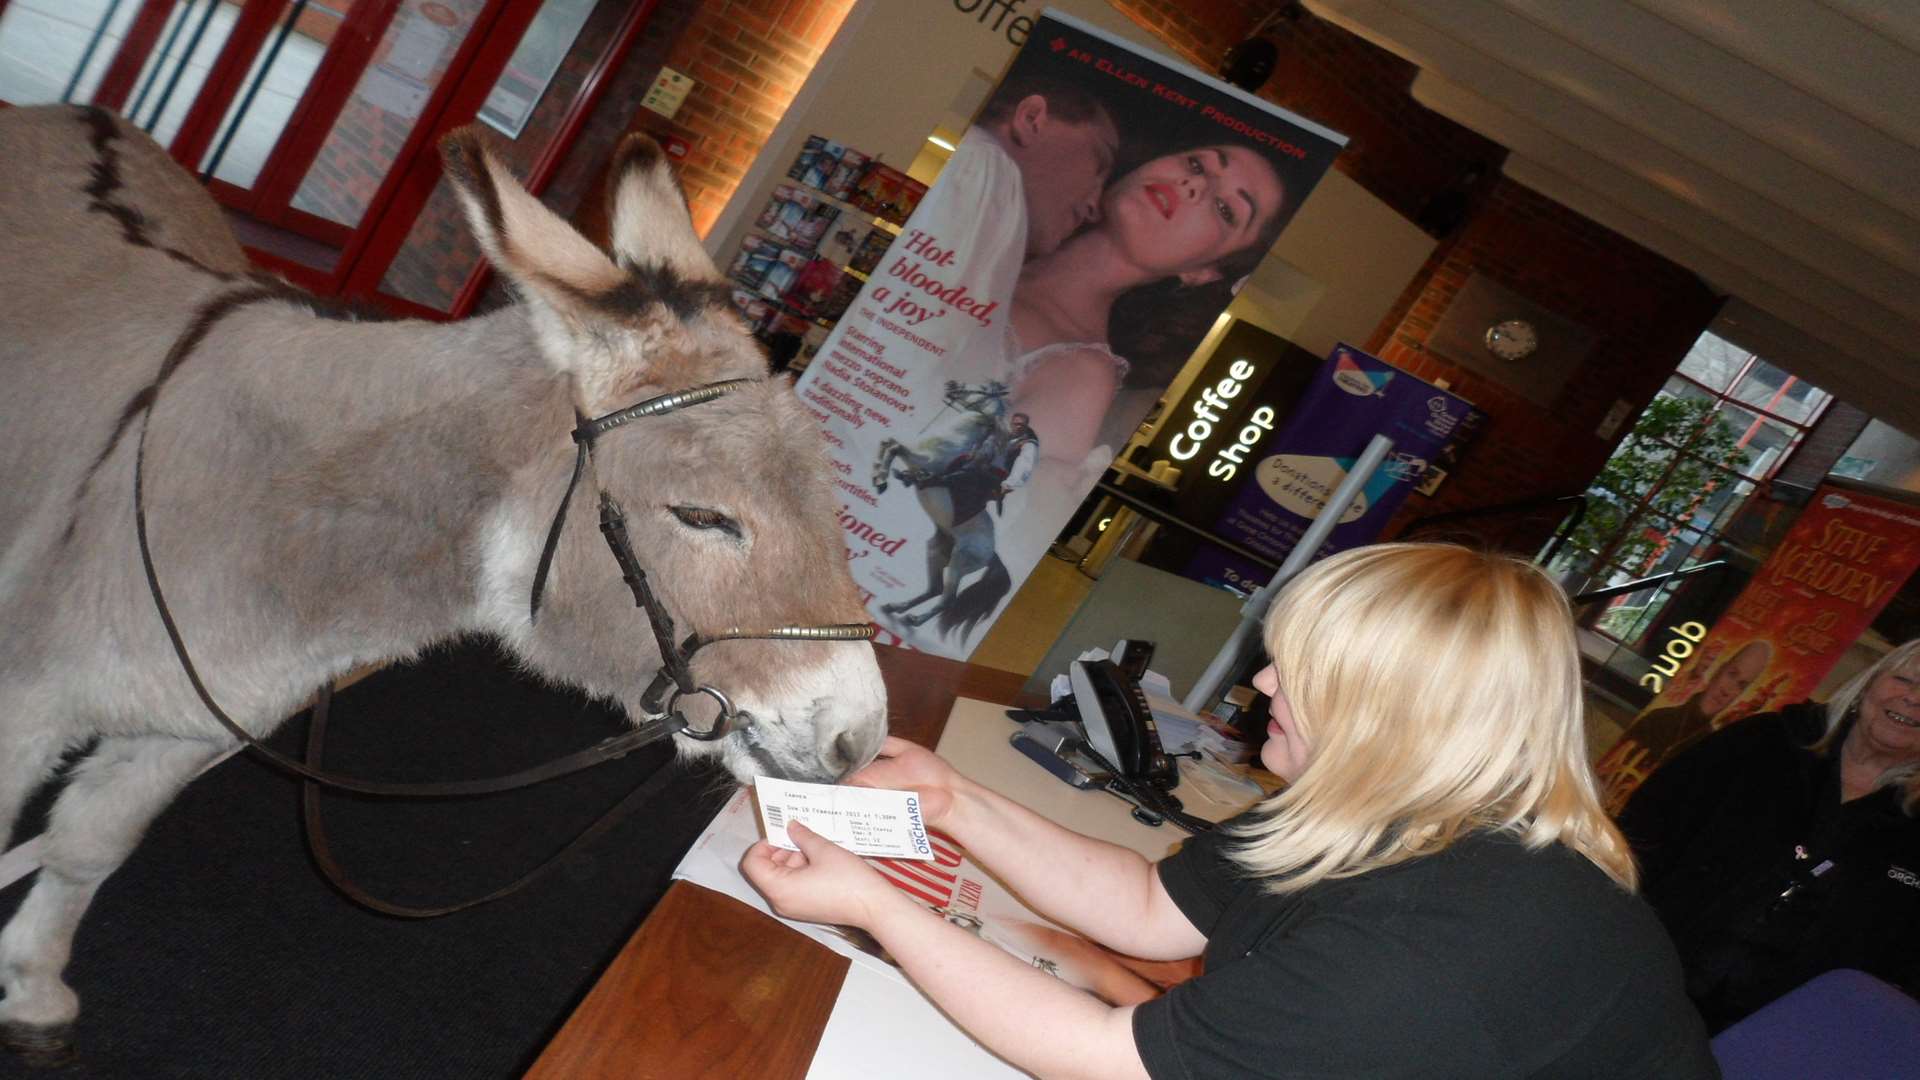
[132, 360, 871, 916]
[527, 376, 875, 741]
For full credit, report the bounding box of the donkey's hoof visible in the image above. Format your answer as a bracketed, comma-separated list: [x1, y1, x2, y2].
[1, 1021, 76, 1068]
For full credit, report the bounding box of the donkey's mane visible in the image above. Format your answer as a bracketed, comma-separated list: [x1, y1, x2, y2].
[63, 109, 502, 553]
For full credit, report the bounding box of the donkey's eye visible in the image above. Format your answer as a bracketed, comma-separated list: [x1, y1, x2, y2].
[668, 505, 744, 539]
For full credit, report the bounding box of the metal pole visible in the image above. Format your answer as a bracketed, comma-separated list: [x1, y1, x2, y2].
[1182, 434, 1395, 713]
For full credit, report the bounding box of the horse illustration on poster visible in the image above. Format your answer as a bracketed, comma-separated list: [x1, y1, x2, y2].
[871, 381, 1036, 641]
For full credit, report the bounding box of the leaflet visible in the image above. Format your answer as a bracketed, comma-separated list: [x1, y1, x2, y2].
[753, 776, 935, 860]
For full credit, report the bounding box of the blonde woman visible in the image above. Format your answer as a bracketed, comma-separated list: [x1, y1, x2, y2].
[1619, 637, 1920, 1034]
[743, 544, 1715, 1078]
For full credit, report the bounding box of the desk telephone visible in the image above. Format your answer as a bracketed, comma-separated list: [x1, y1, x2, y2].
[1009, 639, 1209, 832]
[1071, 641, 1176, 788]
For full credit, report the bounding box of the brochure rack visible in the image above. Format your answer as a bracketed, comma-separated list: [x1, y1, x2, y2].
[726, 135, 926, 372]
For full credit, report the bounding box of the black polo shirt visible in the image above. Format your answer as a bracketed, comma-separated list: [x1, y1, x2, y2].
[1618, 704, 1920, 1032]
[1132, 825, 1717, 1079]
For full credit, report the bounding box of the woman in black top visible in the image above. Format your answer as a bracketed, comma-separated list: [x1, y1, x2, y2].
[1619, 639, 1920, 1033]
[743, 544, 1717, 1078]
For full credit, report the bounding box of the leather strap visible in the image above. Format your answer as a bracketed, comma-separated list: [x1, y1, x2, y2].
[300, 684, 681, 918]
[132, 362, 683, 917]
[134, 410, 666, 796]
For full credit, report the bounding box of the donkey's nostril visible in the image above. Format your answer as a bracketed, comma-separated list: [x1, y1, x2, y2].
[834, 731, 860, 768]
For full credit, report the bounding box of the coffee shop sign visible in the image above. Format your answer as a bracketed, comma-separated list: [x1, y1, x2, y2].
[951, 0, 1037, 46]
[1168, 358, 1276, 483]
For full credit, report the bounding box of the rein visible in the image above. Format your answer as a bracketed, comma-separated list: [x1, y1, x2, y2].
[133, 345, 869, 916]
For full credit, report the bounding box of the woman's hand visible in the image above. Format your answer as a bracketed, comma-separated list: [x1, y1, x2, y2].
[740, 822, 908, 930]
[844, 737, 971, 831]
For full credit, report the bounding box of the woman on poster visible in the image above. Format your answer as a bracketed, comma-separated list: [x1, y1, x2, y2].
[742, 544, 1716, 1078]
[1617, 638, 1920, 1033]
[878, 137, 1297, 646]
[1005, 139, 1290, 504]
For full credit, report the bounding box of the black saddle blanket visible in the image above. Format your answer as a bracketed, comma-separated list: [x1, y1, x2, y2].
[0, 638, 733, 1079]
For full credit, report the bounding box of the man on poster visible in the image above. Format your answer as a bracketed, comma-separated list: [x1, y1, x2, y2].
[794, 12, 1345, 658]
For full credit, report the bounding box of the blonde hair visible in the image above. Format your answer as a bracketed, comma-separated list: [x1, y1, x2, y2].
[1227, 543, 1638, 893]
[1812, 639, 1920, 815]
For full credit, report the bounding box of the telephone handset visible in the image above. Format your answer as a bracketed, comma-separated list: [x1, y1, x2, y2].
[1070, 643, 1175, 789]
[1008, 638, 1210, 832]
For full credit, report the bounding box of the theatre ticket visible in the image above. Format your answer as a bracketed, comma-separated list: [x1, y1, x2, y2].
[753, 776, 936, 860]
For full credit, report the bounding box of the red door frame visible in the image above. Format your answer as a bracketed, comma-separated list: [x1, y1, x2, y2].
[6, 0, 660, 319]
[212, 0, 404, 248]
[90, 0, 180, 113]
[320, 0, 538, 300]
[405, 0, 662, 318]
[165, 0, 291, 172]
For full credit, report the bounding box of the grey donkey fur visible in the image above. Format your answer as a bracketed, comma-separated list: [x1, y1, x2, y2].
[0, 105, 886, 1056]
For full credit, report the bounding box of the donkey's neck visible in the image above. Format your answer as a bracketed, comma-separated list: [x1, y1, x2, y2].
[246, 302, 575, 665]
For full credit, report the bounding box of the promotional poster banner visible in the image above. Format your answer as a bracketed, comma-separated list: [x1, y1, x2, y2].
[1182, 344, 1483, 593]
[1597, 482, 1920, 812]
[791, 10, 1347, 657]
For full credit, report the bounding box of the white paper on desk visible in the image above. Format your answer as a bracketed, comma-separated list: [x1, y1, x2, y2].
[806, 961, 1033, 1079]
[672, 788, 916, 983]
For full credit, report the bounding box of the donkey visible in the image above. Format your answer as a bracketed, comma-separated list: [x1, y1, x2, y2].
[0, 104, 886, 1055]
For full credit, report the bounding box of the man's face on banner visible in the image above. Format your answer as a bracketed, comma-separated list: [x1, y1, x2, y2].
[1102, 146, 1284, 283]
[1013, 101, 1118, 257]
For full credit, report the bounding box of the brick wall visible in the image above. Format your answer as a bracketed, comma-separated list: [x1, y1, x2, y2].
[1110, 1, 1719, 550]
[1371, 179, 1721, 539]
[655, 0, 853, 237]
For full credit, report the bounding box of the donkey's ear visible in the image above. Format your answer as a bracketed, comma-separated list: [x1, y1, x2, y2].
[440, 126, 624, 304]
[604, 133, 722, 281]
[442, 127, 657, 398]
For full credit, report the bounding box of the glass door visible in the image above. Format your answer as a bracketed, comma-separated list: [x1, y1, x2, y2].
[0, 0, 645, 314]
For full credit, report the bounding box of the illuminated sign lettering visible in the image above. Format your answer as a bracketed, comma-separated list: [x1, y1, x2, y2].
[1638, 620, 1708, 694]
[1206, 406, 1276, 482]
[1170, 359, 1275, 482]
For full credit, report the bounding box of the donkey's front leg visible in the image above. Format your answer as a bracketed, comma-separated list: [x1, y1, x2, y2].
[0, 735, 224, 1063]
[0, 711, 73, 852]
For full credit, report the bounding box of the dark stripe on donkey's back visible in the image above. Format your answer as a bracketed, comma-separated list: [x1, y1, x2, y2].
[77, 106, 235, 280]
[63, 286, 291, 547]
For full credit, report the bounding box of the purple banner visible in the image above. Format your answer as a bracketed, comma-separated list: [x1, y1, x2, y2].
[1186, 343, 1482, 591]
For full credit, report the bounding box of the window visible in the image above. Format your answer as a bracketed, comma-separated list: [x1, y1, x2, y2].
[1554, 331, 1831, 650]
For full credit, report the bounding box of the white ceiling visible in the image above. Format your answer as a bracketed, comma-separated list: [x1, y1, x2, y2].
[1304, 0, 1920, 437]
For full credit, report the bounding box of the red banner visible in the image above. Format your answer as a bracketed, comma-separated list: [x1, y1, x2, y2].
[1598, 483, 1920, 812]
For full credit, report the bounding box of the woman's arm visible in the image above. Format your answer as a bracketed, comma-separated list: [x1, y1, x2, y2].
[851, 739, 1207, 960]
[745, 823, 1153, 1080]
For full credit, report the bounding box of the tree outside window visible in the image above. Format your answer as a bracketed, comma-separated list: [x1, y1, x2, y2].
[1553, 331, 1828, 649]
